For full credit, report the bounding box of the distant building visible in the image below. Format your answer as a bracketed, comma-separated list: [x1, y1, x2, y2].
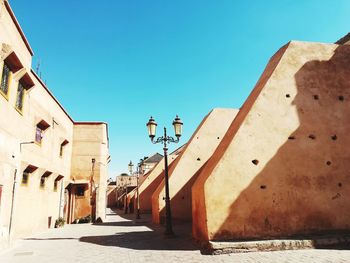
[0, 0, 109, 244]
[116, 173, 137, 188]
[115, 174, 137, 210]
[140, 153, 163, 174]
[106, 180, 117, 208]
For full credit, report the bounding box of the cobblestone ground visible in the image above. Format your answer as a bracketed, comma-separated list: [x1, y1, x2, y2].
[1, 209, 350, 263]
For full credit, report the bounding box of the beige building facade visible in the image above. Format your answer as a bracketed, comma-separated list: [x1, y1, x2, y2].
[0, 0, 109, 245]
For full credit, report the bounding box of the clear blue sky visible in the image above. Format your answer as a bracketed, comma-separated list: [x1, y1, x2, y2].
[10, 0, 350, 177]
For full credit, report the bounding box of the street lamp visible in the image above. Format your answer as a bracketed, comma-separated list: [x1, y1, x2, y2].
[146, 115, 183, 236]
[125, 161, 134, 214]
[90, 158, 96, 221]
[128, 161, 134, 175]
[135, 159, 144, 220]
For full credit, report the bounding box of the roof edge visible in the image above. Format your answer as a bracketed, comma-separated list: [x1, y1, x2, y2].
[335, 33, 350, 45]
[30, 69, 74, 123]
[4, 0, 34, 56]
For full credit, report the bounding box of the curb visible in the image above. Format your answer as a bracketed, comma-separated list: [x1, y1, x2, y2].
[206, 235, 350, 255]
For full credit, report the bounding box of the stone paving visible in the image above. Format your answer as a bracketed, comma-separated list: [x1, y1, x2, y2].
[1, 209, 350, 262]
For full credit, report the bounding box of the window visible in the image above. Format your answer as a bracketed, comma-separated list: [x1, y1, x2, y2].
[54, 175, 64, 192]
[76, 186, 85, 197]
[0, 185, 2, 210]
[53, 180, 58, 191]
[35, 120, 50, 145]
[21, 165, 38, 186]
[40, 171, 52, 189]
[22, 172, 30, 185]
[59, 140, 69, 157]
[40, 176, 46, 188]
[15, 82, 25, 112]
[0, 63, 11, 97]
[35, 127, 43, 144]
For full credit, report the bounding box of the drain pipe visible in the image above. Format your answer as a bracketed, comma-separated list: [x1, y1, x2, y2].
[9, 141, 34, 242]
[58, 179, 64, 218]
[8, 168, 17, 242]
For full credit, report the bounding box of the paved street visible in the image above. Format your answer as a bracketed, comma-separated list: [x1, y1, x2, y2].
[1, 209, 350, 263]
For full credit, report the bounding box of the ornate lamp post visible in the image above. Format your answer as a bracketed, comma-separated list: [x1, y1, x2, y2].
[146, 115, 183, 236]
[135, 159, 144, 220]
[90, 158, 96, 221]
[125, 161, 134, 214]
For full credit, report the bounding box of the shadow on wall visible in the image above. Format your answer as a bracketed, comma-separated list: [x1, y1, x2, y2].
[213, 44, 350, 241]
[159, 162, 208, 223]
[139, 169, 165, 214]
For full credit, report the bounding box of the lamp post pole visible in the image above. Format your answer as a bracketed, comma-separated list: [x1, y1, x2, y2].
[146, 116, 183, 236]
[162, 127, 172, 235]
[90, 158, 96, 222]
[124, 184, 128, 214]
[135, 161, 142, 220]
[126, 161, 134, 214]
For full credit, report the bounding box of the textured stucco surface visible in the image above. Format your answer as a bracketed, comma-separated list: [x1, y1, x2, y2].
[137, 150, 182, 214]
[152, 109, 238, 223]
[192, 41, 350, 241]
[70, 124, 109, 222]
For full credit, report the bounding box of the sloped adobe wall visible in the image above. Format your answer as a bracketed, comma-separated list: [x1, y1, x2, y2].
[192, 41, 350, 242]
[152, 108, 238, 223]
[138, 152, 180, 214]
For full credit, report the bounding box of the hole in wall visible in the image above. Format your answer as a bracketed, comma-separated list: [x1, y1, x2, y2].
[260, 185, 266, 189]
[309, 134, 316, 140]
[339, 96, 344, 101]
[288, 136, 296, 140]
[197, 158, 201, 161]
[217, 137, 220, 139]
[326, 161, 332, 166]
[331, 135, 337, 141]
[286, 94, 290, 98]
[313, 95, 319, 100]
[252, 159, 259, 165]
[338, 182, 342, 187]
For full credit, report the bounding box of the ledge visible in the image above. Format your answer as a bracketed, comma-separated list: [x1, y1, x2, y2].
[205, 235, 350, 254]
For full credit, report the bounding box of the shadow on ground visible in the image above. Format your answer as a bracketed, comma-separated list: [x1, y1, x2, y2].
[80, 209, 198, 251]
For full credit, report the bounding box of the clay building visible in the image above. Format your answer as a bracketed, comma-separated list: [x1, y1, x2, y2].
[137, 146, 184, 215]
[152, 109, 238, 224]
[0, 0, 109, 244]
[123, 151, 178, 215]
[140, 153, 163, 175]
[115, 173, 137, 210]
[192, 39, 350, 242]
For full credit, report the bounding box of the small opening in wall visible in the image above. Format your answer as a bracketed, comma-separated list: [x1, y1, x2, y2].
[331, 135, 337, 141]
[217, 137, 220, 139]
[309, 134, 316, 140]
[252, 159, 259, 165]
[313, 95, 319, 100]
[326, 161, 332, 166]
[338, 182, 342, 187]
[197, 158, 201, 161]
[339, 96, 344, 101]
[260, 185, 266, 189]
[288, 136, 296, 140]
[286, 94, 290, 98]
